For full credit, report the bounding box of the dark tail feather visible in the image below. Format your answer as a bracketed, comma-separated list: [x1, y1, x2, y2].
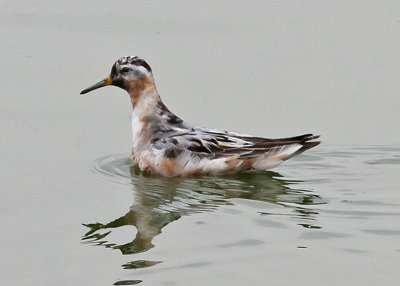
[285, 134, 321, 160]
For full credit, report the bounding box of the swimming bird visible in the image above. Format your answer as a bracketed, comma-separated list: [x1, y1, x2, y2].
[81, 56, 320, 177]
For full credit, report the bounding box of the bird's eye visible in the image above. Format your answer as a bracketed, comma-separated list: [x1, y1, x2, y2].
[121, 67, 130, 74]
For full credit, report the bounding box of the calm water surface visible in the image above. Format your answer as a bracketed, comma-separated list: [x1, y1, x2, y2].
[1, 1, 399, 285]
[83, 146, 400, 285]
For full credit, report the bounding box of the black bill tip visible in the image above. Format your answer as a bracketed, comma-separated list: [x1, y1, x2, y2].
[80, 76, 112, 95]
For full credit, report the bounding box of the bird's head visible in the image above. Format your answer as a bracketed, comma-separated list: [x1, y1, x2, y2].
[80, 56, 153, 95]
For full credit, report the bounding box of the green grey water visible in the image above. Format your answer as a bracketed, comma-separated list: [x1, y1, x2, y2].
[1, 1, 400, 285]
[83, 147, 400, 285]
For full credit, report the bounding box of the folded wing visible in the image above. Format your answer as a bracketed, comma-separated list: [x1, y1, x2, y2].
[160, 127, 320, 163]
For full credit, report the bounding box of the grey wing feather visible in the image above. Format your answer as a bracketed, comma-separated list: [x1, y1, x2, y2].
[156, 126, 320, 160]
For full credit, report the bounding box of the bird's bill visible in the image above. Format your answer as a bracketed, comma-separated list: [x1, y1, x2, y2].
[80, 76, 112, 95]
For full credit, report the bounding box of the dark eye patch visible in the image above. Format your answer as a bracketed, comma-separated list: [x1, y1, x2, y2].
[121, 67, 130, 73]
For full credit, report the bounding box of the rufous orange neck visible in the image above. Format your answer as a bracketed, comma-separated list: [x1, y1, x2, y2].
[127, 76, 158, 110]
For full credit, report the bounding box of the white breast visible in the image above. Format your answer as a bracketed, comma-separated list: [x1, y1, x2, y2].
[131, 111, 143, 150]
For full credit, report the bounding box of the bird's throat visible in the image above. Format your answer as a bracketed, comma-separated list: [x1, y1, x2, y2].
[127, 76, 159, 110]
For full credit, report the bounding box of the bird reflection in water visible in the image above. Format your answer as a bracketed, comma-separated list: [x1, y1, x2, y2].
[82, 155, 323, 283]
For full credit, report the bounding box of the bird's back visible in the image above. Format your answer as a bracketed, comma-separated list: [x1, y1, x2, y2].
[138, 113, 320, 176]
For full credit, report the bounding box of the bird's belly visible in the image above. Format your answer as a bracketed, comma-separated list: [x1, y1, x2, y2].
[130, 150, 250, 177]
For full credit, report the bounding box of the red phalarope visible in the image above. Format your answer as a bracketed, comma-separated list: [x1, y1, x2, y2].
[81, 56, 320, 177]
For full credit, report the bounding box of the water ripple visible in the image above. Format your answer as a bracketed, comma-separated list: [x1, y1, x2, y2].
[83, 145, 400, 285]
[84, 153, 325, 278]
[82, 154, 325, 258]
